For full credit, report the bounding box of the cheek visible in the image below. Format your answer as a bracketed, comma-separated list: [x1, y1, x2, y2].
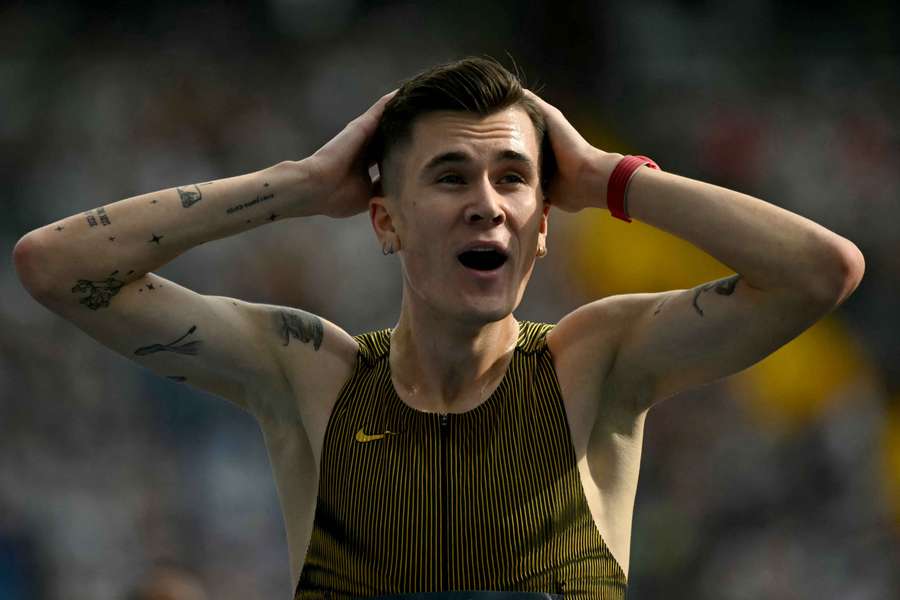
[402, 205, 454, 250]
[402, 226, 444, 271]
[513, 205, 544, 236]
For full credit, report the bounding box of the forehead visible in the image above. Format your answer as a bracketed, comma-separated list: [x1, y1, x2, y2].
[405, 106, 539, 171]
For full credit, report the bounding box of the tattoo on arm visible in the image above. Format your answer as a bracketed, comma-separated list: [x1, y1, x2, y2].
[134, 325, 203, 356]
[691, 274, 742, 316]
[83, 207, 111, 227]
[176, 182, 214, 208]
[225, 191, 275, 215]
[277, 310, 323, 351]
[177, 185, 203, 208]
[653, 296, 670, 316]
[71, 270, 125, 310]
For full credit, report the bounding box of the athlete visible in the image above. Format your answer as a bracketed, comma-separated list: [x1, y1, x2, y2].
[13, 57, 864, 599]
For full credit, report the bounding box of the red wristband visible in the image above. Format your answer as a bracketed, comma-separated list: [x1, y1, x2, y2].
[607, 154, 660, 223]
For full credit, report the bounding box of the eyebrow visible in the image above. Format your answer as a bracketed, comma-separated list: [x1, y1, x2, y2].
[420, 149, 536, 175]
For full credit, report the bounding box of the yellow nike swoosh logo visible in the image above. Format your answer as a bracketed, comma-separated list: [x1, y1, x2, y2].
[355, 428, 401, 443]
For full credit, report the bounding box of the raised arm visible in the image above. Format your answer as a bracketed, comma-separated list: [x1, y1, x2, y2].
[13, 91, 396, 423]
[529, 90, 865, 417]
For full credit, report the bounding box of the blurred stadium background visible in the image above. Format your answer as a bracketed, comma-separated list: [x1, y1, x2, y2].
[1, 1, 898, 598]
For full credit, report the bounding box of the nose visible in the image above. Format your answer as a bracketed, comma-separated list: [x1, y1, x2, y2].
[464, 178, 505, 226]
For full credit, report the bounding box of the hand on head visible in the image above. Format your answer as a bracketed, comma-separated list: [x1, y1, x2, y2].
[524, 89, 617, 213]
[307, 89, 398, 219]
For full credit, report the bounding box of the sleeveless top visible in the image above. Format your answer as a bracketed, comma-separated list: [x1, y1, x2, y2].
[294, 321, 627, 600]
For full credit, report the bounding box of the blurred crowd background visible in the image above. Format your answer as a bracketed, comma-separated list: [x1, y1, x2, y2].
[2, 1, 898, 598]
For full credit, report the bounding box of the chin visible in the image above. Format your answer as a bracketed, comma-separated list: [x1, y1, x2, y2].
[452, 296, 516, 325]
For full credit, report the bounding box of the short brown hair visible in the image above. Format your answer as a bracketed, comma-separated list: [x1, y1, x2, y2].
[371, 56, 555, 195]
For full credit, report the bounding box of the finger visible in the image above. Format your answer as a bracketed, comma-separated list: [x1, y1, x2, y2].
[523, 88, 555, 114]
[348, 88, 399, 143]
[378, 88, 399, 104]
[321, 90, 398, 159]
[524, 89, 587, 149]
[361, 89, 399, 123]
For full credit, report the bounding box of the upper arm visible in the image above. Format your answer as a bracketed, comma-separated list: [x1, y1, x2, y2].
[35, 269, 357, 423]
[554, 274, 841, 415]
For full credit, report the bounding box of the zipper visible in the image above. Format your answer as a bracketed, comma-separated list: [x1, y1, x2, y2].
[440, 412, 449, 591]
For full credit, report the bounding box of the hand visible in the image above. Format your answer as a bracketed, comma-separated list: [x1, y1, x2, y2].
[525, 89, 622, 213]
[305, 90, 397, 218]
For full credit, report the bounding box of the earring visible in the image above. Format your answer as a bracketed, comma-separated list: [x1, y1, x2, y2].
[537, 245, 547, 258]
[382, 243, 394, 255]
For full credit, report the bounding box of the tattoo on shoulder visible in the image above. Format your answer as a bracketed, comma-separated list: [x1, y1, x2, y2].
[276, 309, 323, 351]
[71, 270, 125, 310]
[691, 274, 742, 316]
[135, 325, 203, 356]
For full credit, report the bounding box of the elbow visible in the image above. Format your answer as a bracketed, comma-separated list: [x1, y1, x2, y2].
[12, 234, 35, 287]
[835, 241, 865, 304]
[813, 240, 865, 307]
[13, 233, 55, 300]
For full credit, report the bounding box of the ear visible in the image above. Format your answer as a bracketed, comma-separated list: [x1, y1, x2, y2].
[369, 188, 400, 249]
[538, 200, 551, 238]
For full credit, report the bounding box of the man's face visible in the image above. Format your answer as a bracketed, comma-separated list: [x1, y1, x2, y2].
[376, 106, 550, 325]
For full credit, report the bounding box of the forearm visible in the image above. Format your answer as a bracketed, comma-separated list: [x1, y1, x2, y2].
[591, 153, 864, 300]
[16, 159, 317, 300]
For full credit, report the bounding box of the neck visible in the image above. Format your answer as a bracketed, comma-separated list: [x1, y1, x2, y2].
[389, 295, 519, 414]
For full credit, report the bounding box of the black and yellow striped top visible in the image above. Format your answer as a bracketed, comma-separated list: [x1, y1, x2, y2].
[294, 321, 627, 600]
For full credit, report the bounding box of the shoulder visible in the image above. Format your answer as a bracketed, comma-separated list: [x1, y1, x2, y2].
[351, 327, 392, 366]
[263, 308, 361, 423]
[545, 296, 654, 420]
[545, 301, 623, 378]
[515, 320, 556, 354]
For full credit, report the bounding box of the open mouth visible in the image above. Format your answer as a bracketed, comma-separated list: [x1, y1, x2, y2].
[457, 248, 508, 271]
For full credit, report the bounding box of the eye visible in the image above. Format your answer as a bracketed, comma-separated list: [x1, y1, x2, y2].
[500, 173, 526, 184]
[437, 174, 465, 185]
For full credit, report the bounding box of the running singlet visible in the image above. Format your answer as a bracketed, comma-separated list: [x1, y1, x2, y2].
[294, 321, 627, 600]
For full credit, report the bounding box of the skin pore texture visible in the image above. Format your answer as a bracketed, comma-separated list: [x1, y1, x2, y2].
[370, 106, 551, 414]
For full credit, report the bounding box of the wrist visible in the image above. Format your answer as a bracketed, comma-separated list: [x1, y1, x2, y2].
[606, 154, 662, 222]
[265, 159, 321, 218]
[587, 152, 624, 210]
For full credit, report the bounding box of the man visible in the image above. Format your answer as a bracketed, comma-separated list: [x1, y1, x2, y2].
[13, 58, 864, 599]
